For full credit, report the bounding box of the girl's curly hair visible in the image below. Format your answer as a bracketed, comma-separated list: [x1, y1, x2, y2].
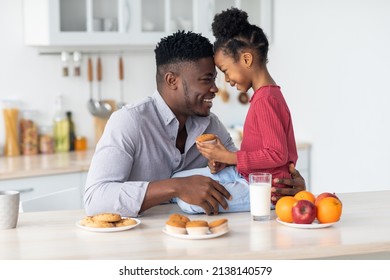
[212, 7, 269, 64]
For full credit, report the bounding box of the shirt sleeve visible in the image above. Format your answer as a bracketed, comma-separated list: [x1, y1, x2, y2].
[236, 95, 289, 173]
[83, 110, 148, 217]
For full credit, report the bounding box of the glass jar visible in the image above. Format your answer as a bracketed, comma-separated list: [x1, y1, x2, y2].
[20, 110, 39, 155]
[39, 125, 55, 154]
[1, 100, 20, 157]
[75, 136, 87, 151]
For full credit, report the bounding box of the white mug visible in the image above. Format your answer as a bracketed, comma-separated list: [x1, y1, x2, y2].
[0, 190, 20, 229]
[249, 173, 272, 221]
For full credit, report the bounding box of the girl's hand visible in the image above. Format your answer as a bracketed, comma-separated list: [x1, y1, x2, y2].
[197, 138, 236, 165]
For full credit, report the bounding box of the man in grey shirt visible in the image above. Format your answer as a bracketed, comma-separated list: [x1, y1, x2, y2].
[84, 31, 305, 217]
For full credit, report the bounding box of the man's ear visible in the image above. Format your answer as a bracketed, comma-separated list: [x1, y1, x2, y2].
[242, 52, 253, 68]
[165, 72, 178, 89]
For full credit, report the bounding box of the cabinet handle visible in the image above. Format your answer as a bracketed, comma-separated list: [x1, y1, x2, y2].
[17, 188, 34, 194]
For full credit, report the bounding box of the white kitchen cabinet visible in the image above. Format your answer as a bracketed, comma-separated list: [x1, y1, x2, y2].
[0, 172, 87, 212]
[23, 0, 272, 48]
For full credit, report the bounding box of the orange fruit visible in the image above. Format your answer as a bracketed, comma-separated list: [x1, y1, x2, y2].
[316, 197, 342, 223]
[275, 196, 297, 223]
[314, 192, 340, 207]
[294, 190, 316, 204]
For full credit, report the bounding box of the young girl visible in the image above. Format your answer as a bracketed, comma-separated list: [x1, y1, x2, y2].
[197, 8, 298, 204]
[173, 8, 299, 214]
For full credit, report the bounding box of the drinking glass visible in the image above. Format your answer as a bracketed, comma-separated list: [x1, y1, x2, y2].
[249, 173, 272, 221]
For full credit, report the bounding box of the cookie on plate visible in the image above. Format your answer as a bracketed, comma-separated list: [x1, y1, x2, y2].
[115, 218, 137, 227]
[80, 216, 115, 228]
[92, 213, 122, 223]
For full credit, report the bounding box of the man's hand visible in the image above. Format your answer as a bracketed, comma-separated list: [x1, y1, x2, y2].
[175, 175, 232, 215]
[271, 163, 306, 203]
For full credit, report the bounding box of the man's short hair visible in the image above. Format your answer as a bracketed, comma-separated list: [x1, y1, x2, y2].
[154, 30, 214, 66]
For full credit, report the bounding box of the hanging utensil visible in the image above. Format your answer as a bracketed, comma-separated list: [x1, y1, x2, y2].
[86, 57, 100, 116]
[117, 56, 126, 109]
[95, 56, 112, 118]
[93, 57, 116, 143]
[86, 57, 112, 118]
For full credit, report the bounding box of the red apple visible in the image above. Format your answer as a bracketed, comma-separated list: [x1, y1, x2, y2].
[315, 192, 340, 207]
[292, 200, 317, 224]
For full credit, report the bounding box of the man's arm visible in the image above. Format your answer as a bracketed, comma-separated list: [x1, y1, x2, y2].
[141, 176, 232, 215]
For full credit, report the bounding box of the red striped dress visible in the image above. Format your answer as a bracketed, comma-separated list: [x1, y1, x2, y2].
[237, 85, 298, 192]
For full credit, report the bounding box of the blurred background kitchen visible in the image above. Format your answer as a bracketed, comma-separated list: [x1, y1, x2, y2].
[1, 0, 390, 202]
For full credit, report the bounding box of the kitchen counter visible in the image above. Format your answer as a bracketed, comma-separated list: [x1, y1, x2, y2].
[0, 143, 311, 181]
[0, 150, 94, 180]
[1, 190, 389, 260]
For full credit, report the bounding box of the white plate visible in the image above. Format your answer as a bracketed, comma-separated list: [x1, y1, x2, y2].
[276, 218, 337, 229]
[76, 218, 141, 232]
[162, 227, 229, 239]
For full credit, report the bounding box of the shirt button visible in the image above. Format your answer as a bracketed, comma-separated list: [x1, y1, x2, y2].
[171, 136, 175, 141]
[175, 159, 179, 162]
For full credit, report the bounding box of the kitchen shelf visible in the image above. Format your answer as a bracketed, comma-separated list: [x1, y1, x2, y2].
[23, 0, 272, 50]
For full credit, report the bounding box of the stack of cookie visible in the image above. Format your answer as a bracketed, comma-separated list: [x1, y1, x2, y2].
[80, 213, 137, 228]
[165, 213, 229, 235]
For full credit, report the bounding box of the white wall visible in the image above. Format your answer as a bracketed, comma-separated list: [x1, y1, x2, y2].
[269, 0, 390, 193]
[1, 0, 389, 194]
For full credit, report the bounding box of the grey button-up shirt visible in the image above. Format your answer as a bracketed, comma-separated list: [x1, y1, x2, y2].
[84, 91, 237, 217]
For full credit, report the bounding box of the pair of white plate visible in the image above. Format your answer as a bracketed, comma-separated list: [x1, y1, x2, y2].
[76, 218, 230, 239]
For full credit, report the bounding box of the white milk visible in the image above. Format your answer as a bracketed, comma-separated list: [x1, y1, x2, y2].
[249, 182, 271, 218]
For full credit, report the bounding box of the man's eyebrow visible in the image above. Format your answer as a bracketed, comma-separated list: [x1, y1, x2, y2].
[201, 72, 217, 78]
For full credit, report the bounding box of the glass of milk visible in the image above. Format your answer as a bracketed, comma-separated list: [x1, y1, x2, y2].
[249, 173, 272, 221]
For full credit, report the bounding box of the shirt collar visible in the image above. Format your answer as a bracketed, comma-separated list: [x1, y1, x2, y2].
[152, 90, 177, 126]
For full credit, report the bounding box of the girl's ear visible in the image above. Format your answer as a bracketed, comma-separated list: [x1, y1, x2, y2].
[242, 52, 253, 69]
[165, 72, 178, 89]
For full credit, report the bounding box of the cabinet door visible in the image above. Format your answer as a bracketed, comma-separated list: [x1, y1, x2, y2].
[24, 0, 196, 47]
[24, 0, 271, 47]
[21, 187, 81, 212]
[0, 173, 83, 211]
[25, 0, 124, 46]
